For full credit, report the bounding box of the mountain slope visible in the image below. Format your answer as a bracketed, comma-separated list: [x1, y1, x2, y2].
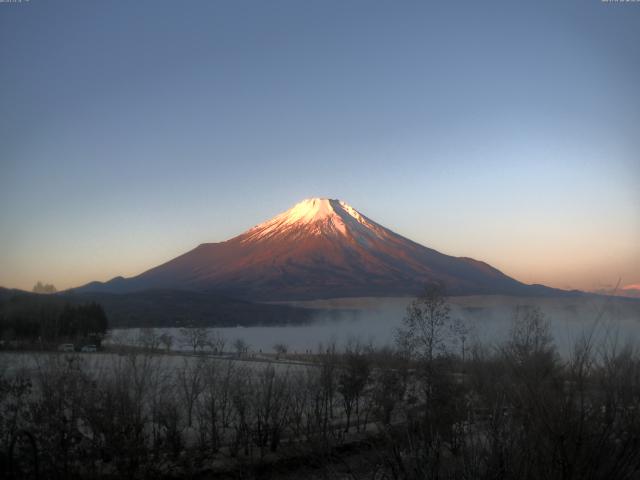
[59, 289, 317, 328]
[78, 198, 564, 300]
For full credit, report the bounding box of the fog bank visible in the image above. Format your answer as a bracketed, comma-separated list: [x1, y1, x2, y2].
[109, 295, 640, 356]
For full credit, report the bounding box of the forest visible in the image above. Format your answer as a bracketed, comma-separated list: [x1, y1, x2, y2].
[0, 293, 108, 347]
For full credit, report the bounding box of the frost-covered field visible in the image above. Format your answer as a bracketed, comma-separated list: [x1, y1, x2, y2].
[108, 295, 640, 356]
[0, 350, 309, 380]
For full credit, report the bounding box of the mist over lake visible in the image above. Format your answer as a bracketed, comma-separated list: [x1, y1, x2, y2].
[108, 295, 640, 356]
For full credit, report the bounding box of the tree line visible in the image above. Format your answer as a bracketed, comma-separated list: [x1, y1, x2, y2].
[0, 293, 108, 346]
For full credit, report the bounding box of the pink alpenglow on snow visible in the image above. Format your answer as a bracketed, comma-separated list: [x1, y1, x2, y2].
[75, 198, 565, 301]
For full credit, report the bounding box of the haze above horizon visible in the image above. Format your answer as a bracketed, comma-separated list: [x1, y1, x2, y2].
[1, 0, 638, 293]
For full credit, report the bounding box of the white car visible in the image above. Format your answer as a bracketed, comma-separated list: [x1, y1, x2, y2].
[81, 344, 97, 353]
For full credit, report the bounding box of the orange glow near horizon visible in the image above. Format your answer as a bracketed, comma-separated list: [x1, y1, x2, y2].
[2, 224, 638, 294]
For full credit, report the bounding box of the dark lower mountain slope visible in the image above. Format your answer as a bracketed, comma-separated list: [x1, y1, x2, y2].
[59, 289, 318, 328]
[0, 287, 318, 329]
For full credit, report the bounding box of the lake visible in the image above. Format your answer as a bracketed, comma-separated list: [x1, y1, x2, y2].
[107, 295, 640, 357]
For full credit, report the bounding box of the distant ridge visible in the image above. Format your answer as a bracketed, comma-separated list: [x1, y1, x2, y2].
[76, 198, 574, 300]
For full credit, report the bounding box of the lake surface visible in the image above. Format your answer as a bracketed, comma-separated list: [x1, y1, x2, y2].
[107, 295, 640, 357]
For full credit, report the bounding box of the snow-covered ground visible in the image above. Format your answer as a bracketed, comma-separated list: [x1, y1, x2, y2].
[0, 350, 308, 379]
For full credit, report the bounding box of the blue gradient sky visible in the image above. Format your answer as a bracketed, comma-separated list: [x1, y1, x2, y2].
[1, 0, 639, 292]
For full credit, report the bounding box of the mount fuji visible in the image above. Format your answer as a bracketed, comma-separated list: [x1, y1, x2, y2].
[77, 198, 562, 300]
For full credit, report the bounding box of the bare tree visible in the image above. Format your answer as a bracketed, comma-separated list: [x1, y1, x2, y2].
[288, 370, 312, 439]
[208, 330, 226, 355]
[503, 305, 558, 388]
[137, 327, 160, 351]
[180, 327, 209, 353]
[197, 359, 235, 453]
[451, 317, 472, 363]
[233, 338, 249, 358]
[230, 366, 253, 457]
[159, 332, 173, 352]
[177, 358, 204, 427]
[252, 365, 291, 456]
[506, 306, 554, 360]
[0, 371, 32, 465]
[83, 353, 158, 478]
[396, 283, 451, 362]
[273, 342, 288, 359]
[338, 342, 371, 432]
[317, 341, 338, 441]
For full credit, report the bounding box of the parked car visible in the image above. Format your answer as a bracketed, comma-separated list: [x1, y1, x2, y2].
[58, 343, 75, 352]
[81, 344, 97, 353]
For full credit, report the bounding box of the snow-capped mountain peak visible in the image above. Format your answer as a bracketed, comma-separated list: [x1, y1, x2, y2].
[241, 197, 381, 242]
[277, 198, 342, 224]
[77, 197, 548, 301]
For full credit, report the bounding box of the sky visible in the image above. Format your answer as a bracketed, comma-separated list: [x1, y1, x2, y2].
[1, 0, 639, 293]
